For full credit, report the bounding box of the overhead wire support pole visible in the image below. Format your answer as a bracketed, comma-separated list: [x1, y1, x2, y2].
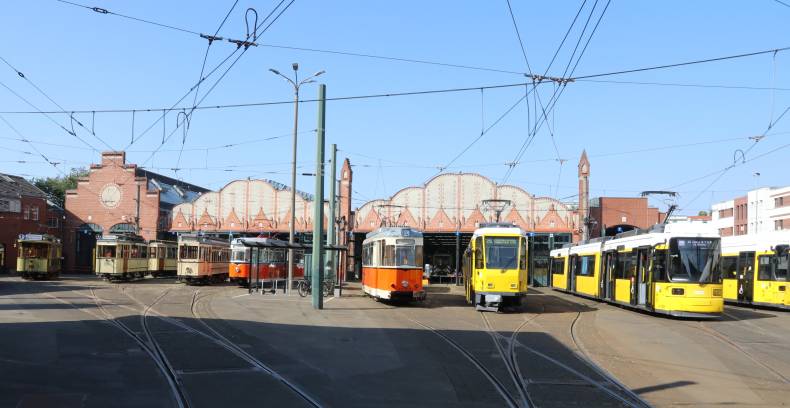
[328, 143, 338, 295]
[312, 84, 327, 310]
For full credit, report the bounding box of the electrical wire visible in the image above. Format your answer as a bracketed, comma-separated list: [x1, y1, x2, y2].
[55, 0, 202, 35]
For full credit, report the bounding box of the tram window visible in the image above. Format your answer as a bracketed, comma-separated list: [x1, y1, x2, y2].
[519, 238, 527, 270]
[140, 246, 148, 259]
[616, 251, 634, 279]
[720, 256, 737, 279]
[474, 237, 484, 269]
[167, 247, 177, 259]
[415, 245, 424, 266]
[758, 256, 772, 281]
[775, 255, 788, 281]
[382, 244, 396, 266]
[576, 255, 595, 276]
[551, 258, 565, 275]
[21, 244, 49, 258]
[651, 250, 667, 281]
[668, 238, 720, 283]
[96, 245, 115, 258]
[362, 244, 370, 266]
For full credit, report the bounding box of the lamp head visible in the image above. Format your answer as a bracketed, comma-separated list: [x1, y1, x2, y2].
[269, 68, 281, 75]
[292, 62, 299, 71]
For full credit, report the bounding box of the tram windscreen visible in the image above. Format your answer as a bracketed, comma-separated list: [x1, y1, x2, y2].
[20, 243, 49, 258]
[97, 245, 116, 258]
[394, 244, 423, 267]
[179, 245, 199, 260]
[668, 238, 720, 283]
[485, 237, 519, 270]
[231, 249, 248, 263]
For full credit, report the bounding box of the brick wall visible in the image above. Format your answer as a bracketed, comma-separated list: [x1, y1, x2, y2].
[64, 152, 161, 272]
[589, 197, 663, 237]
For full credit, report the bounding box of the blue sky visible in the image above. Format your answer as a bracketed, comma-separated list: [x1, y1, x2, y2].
[0, 0, 788, 215]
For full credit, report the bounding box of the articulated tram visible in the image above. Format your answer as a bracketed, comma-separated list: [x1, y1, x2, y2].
[463, 224, 528, 312]
[177, 234, 230, 284]
[229, 237, 305, 286]
[95, 234, 149, 281]
[148, 240, 177, 277]
[16, 234, 62, 280]
[551, 222, 723, 318]
[361, 227, 426, 301]
[721, 231, 789, 309]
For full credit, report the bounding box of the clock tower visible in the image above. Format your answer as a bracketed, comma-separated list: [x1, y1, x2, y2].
[578, 150, 590, 241]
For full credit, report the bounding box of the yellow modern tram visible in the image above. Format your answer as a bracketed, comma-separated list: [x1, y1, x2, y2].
[721, 231, 789, 309]
[177, 234, 230, 284]
[148, 240, 177, 277]
[95, 234, 149, 281]
[550, 222, 723, 318]
[16, 233, 62, 280]
[462, 223, 528, 312]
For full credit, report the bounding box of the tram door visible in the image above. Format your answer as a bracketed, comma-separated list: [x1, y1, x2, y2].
[600, 251, 617, 300]
[568, 255, 577, 292]
[737, 252, 755, 302]
[635, 248, 650, 306]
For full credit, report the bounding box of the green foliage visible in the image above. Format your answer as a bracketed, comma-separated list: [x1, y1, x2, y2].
[32, 167, 88, 207]
[698, 210, 709, 216]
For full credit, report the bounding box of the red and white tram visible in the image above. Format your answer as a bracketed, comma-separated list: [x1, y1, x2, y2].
[362, 227, 425, 301]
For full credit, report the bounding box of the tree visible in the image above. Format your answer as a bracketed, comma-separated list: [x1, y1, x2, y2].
[698, 210, 709, 216]
[32, 167, 88, 207]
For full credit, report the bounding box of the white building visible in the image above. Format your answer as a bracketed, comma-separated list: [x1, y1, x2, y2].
[711, 186, 790, 236]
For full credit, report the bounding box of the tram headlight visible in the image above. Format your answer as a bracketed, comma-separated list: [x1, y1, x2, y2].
[671, 288, 684, 295]
[401, 280, 409, 288]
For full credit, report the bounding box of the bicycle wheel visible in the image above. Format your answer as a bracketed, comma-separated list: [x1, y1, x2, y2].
[297, 280, 310, 297]
[323, 281, 334, 297]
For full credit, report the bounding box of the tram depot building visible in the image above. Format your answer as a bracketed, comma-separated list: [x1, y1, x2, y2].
[38, 149, 708, 280]
[63, 152, 208, 272]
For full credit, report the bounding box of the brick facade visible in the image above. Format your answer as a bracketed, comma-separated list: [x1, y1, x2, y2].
[64, 152, 207, 272]
[588, 197, 665, 237]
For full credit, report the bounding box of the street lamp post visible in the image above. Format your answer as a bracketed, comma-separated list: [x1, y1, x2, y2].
[269, 63, 325, 294]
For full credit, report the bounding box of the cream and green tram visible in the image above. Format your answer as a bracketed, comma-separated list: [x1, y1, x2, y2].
[721, 231, 789, 309]
[177, 234, 230, 284]
[95, 234, 149, 281]
[550, 222, 723, 318]
[148, 240, 177, 277]
[16, 233, 62, 280]
[462, 224, 528, 312]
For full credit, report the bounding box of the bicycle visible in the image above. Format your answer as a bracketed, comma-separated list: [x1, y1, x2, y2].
[297, 278, 334, 298]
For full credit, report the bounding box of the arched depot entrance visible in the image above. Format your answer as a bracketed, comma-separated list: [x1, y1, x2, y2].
[604, 224, 638, 237]
[75, 223, 102, 273]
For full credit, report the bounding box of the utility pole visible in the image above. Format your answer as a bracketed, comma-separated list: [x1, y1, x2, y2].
[311, 84, 326, 310]
[327, 143, 337, 292]
[269, 64, 324, 295]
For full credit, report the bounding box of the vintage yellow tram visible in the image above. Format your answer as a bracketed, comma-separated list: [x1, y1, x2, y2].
[550, 222, 723, 318]
[721, 231, 789, 309]
[177, 234, 230, 284]
[16, 233, 62, 280]
[148, 240, 177, 277]
[95, 234, 149, 281]
[462, 223, 528, 312]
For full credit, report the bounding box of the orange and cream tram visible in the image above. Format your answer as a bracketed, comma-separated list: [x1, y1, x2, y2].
[177, 234, 230, 284]
[361, 227, 425, 301]
[95, 234, 149, 281]
[229, 237, 305, 286]
[148, 240, 177, 277]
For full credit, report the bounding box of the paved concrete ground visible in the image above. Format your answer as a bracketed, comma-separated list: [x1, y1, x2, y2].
[1, 275, 788, 407]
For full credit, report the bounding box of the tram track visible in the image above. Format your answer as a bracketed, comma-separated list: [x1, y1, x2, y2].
[480, 311, 537, 408]
[189, 289, 323, 407]
[88, 284, 323, 407]
[47, 287, 191, 408]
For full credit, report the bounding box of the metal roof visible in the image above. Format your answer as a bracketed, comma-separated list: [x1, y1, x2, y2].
[237, 237, 346, 251]
[0, 173, 46, 199]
